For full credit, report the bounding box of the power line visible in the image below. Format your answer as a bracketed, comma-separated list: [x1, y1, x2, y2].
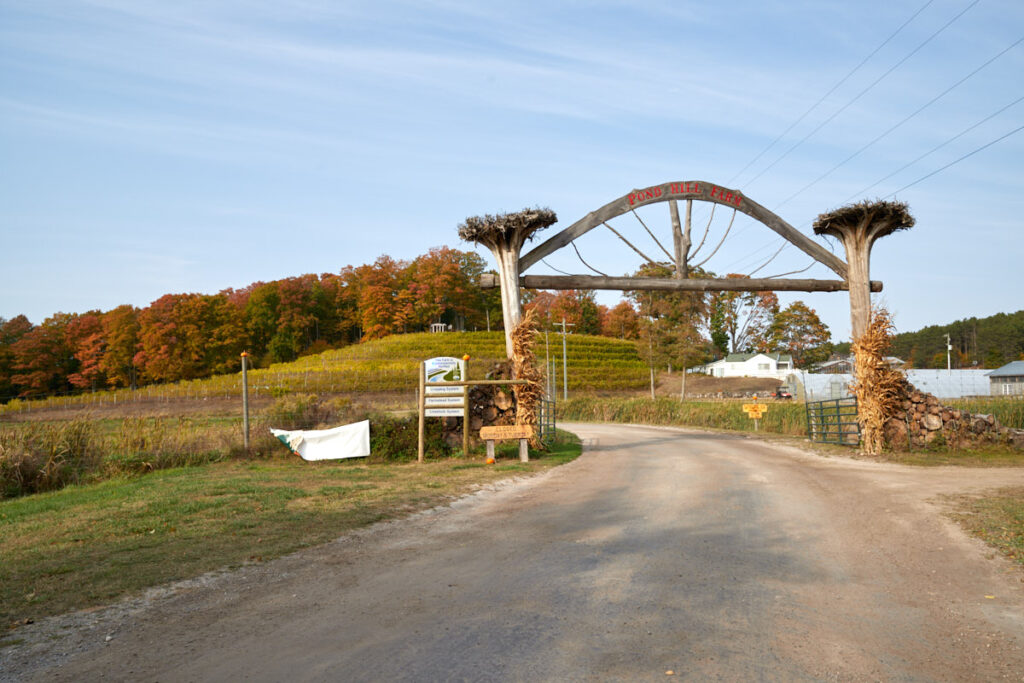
[743, 0, 982, 190]
[885, 122, 1024, 197]
[777, 34, 1024, 210]
[845, 92, 1024, 201]
[727, 0, 935, 186]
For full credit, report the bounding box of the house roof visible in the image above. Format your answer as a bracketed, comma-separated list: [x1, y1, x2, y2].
[988, 361, 1024, 378]
[724, 352, 793, 363]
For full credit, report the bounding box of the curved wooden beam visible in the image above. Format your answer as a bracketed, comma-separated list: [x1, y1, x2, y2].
[518, 181, 848, 278]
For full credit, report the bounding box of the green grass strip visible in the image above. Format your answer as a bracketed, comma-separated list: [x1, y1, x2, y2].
[0, 434, 581, 628]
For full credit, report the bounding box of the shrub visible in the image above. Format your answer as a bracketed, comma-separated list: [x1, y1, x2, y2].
[0, 419, 103, 498]
[262, 394, 352, 430]
[367, 414, 452, 462]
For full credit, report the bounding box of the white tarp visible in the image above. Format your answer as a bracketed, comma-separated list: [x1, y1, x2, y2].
[270, 420, 371, 461]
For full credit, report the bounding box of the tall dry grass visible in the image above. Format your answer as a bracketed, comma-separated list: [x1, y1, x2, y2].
[0, 395, 453, 499]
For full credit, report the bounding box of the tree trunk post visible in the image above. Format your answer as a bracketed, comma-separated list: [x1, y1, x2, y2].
[842, 231, 872, 341]
[495, 246, 522, 359]
[812, 200, 915, 369]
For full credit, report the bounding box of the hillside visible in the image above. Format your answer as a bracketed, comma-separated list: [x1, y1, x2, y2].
[0, 332, 649, 418]
[833, 310, 1024, 369]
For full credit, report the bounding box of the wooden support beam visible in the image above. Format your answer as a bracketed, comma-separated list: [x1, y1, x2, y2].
[669, 199, 683, 278]
[479, 273, 882, 293]
[518, 181, 848, 278]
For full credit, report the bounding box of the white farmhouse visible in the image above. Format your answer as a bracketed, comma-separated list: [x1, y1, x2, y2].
[698, 352, 794, 380]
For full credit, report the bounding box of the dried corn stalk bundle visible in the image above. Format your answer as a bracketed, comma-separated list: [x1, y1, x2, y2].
[849, 308, 906, 454]
[510, 308, 545, 448]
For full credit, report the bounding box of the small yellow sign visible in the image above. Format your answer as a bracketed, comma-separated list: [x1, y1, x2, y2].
[742, 403, 768, 419]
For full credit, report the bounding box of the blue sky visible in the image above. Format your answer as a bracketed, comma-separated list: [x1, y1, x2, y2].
[2, 0, 1022, 342]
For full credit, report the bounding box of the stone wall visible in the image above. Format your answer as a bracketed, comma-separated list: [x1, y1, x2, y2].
[882, 385, 1024, 450]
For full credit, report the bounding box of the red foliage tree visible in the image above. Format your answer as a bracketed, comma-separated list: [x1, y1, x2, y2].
[66, 311, 105, 390]
[0, 315, 34, 399]
[10, 313, 76, 396]
[601, 300, 641, 339]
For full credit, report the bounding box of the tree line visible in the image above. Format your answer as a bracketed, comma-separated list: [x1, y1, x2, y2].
[0, 246, 834, 400]
[876, 310, 1024, 369]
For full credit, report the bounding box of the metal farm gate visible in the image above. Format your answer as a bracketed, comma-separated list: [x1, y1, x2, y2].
[806, 397, 860, 446]
[538, 398, 556, 444]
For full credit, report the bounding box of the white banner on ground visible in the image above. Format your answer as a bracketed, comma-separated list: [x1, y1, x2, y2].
[270, 420, 371, 461]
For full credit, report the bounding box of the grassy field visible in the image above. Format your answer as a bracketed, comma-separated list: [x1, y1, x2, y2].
[0, 432, 581, 629]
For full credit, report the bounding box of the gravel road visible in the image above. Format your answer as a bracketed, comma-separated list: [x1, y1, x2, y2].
[5, 422, 1024, 681]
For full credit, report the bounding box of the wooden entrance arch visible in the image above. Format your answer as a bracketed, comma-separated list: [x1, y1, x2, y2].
[463, 181, 912, 357]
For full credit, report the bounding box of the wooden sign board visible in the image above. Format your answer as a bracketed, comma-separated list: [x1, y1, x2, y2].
[480, 425, 533, 441]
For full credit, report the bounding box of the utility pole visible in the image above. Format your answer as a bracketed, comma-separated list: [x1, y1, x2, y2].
[553, 317, 574, 401]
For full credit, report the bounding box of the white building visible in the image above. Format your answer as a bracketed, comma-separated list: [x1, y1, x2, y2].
[698, 353, 794, 380]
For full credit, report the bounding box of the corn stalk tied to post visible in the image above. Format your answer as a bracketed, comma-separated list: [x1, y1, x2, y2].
[849, 308, 905, 455]
[510, 308, 545, 449]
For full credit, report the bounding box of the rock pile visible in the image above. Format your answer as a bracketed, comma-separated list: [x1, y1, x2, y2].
[882, 386, 1024, 450]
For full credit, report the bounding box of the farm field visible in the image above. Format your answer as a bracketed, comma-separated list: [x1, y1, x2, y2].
[0, 331, 649, 420]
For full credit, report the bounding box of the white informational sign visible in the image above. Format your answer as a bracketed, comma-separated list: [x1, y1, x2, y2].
[424, 407, 466, 417]
[424, 356, 466, 395]
[424, 395, 464, 406]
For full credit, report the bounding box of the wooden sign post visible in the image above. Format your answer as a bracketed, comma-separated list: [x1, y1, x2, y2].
[480, 424, 533, 463]
[416, 356, 529, 462]
[419, 356, 468, 462]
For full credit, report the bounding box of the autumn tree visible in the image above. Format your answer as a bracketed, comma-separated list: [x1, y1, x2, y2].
[708, 274, 779, 353]
[407, 247, 489, 331]
[763, 300, 832, 367]
[66, 311, 106, 391]
[10, 313, 77, 396]
[601, 300, 641, 340]
[523, 290, 602, 335]
[342, 255, 416, 340]
[629, 263, 711, 370]
[99, 305, 140, 388]
[0, 315, 33, 399]
[135, 293, 245, 382]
